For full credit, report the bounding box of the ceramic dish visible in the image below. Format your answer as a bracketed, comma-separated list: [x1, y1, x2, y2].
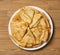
[8, 6, 53, 50]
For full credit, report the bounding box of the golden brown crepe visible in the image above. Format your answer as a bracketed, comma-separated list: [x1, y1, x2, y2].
[11, 21, 28, 41]
[20, 28, 35, 47]
[39, 30, 49, 42]
[24, 7, 34, 19]
[31, 27, 42, 44]
[30, 13, 41, 28]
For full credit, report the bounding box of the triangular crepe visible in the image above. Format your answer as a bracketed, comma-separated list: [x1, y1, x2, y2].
[39, 18, 47, 28]
[24, 7, 34, 19]
[30, 13, 41, 28]
[42, 30, 49, 41]
[11, 21, 28, 41]
[41, 13, 50, 28]
[31, 27, 42, 44]
[40, 30, 49, 42]
[20, 28, 35, 47]
[20, 9, 31, 24]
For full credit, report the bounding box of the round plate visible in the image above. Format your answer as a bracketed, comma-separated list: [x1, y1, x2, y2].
[8, 6, 53, 51]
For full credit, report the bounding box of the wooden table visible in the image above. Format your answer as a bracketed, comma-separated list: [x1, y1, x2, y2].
[0, 0, 60, 55]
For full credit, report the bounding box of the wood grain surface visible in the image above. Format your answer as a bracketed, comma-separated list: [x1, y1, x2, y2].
[0, 0, 60, 55]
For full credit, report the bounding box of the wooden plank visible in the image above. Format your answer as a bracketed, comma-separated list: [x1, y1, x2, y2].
[0, 0, 60, 55]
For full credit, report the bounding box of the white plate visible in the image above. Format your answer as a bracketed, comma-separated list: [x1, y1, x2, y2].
[8, 6, 53, 51]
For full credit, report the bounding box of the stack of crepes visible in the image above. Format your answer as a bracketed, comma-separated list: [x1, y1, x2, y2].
[10, 7, 50, 48]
